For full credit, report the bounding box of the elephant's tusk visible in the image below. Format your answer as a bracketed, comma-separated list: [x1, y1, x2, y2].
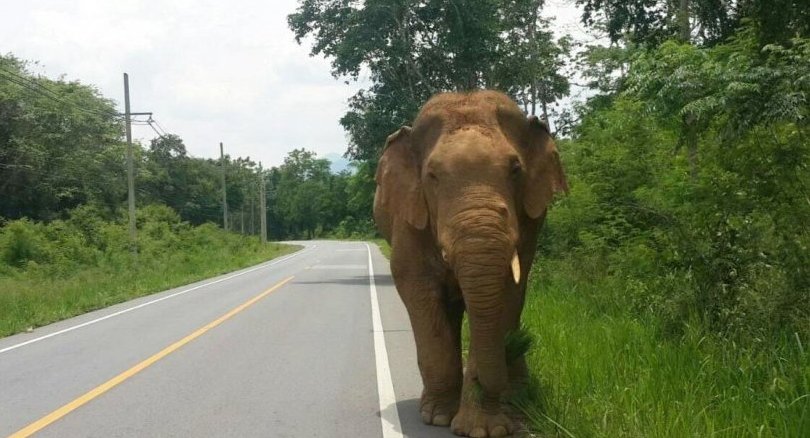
[441, 249, 448, 263]
[511, 251, 521, 284]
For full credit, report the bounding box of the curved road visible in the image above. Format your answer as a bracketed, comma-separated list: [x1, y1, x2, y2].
[0, 241, 452, 438]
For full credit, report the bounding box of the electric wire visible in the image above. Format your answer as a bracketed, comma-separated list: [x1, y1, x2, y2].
[0, 66, 120, 119]
[0, 67, 175, 141]
[0, 67, 122, 119]
[152, 118, 170, 136]
[146, 119, 167, 139]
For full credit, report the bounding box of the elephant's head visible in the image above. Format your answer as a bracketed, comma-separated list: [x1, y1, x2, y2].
[375, 91, 567, 282]
[374, 91, 567, 395]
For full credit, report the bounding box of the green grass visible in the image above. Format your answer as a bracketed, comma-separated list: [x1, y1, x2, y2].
[518, 261, 810, 437]
[0, 221, 298, 338]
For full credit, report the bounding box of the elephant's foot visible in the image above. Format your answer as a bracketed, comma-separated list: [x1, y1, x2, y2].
[451, 403, 514, 437]
[420, 392, 460, 426]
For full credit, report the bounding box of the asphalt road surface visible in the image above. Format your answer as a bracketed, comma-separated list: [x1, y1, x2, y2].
[0, 241, 454, 438]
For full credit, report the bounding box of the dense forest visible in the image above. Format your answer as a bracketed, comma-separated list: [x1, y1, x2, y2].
[1, 0, 808, 435]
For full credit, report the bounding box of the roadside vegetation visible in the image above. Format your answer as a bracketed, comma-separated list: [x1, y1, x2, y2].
[517, 262, 808, 437]
[0, 204, 295, 337]
[513, 21, 809, 436]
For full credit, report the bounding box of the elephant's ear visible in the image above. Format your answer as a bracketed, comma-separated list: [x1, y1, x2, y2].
[523, 116, 568, 219]
[374, 126, 428, 229]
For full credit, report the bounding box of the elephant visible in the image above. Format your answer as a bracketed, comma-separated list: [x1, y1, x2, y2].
[373, 90, 567, 437]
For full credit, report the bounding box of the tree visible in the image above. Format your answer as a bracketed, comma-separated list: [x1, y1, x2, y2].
[289, 0, 572, 161]
[494, 1, 571, 122]
[0, 55, 125, 221]
[270, 149, 343, 238]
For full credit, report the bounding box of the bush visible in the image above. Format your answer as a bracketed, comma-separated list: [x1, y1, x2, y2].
[0, 219, 48, 268]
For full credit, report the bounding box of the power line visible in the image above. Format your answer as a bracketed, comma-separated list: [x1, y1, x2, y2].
[0, 66, 121, 119]
[0, 67, 177, 143]
[0, 67, 122, 119]
[152, 118, 170, 136]
[145, 118, 167, 139]
[0, 68, 65, 102]
[147, 117, 167, 136]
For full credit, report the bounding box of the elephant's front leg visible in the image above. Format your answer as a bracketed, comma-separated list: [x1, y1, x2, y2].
[395, 276, 464, 427]
[451, 301, 514, 437]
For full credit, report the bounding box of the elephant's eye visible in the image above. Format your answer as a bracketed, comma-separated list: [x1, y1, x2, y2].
[427, 171, 438, 182]
[510, 160, 523, 177]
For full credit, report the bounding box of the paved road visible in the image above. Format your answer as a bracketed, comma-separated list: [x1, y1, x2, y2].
[0, 241, 453, 438]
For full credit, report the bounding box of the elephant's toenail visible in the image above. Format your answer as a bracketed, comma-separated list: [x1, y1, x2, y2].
[491, 425, 509, 437]
[421, 411, 433, 424]
[470, 427, 488, 438]
[433, 414, 451, 426]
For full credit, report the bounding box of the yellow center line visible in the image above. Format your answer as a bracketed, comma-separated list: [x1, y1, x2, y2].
[10, 275, 295, 438]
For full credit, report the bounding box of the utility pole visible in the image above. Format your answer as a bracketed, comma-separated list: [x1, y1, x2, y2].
[124, 73, 136, 254]
[220, 142, 228, 231]
[259, 162, 267, 244]
[121, 74, 152, 255]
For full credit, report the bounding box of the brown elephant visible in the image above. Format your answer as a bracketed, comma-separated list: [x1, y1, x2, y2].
[373, 90, 567, 437]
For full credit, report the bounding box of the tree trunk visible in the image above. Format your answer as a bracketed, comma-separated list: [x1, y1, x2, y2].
[527, 0, 540, 116]
[679, 0, 691, 42]
[541, 87, 549, 122]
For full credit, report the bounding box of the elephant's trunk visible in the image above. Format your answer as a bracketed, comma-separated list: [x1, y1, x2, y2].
[446, 205, 515, 406]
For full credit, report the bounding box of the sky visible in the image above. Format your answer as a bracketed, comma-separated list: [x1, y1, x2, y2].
[1, 0, 587, 168]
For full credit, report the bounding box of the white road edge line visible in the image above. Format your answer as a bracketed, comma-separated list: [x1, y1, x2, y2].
[366, 242, 404, 438]
[0, 246, 311, 355]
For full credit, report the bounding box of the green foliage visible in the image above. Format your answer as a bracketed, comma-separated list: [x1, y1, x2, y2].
[519, 24, 809, 435]
[0, 55, 125, 221]
[575, 0, 810, 46]
[0, 204, 296, 337]
[545, 26, 809, 341]
[0, 219, 47, 267]
[265, 148, 375, 239]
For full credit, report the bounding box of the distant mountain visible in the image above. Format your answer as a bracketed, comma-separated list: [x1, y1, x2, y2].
[324, 152, 353, 174]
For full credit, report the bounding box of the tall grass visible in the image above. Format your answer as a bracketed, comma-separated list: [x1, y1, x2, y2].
[0, 205, 297, 338]
[518, 258, 809, 437]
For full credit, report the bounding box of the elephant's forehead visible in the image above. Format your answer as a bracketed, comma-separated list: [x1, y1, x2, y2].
[420, 102, 500, 131]
[430, 128, 515, 169]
